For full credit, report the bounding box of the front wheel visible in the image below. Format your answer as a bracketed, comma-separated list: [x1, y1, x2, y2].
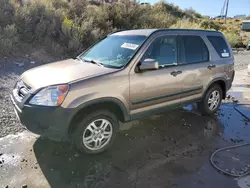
[198, 84, 223, 116]
[72, 110, 118, 154]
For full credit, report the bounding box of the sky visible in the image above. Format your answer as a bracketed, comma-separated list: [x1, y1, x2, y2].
[140, 0, 250, 17]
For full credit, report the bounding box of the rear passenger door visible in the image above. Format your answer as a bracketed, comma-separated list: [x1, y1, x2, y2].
[177, 35, 212, 103]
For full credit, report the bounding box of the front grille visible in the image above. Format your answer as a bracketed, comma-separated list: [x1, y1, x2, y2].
[14, 80, 31, 100]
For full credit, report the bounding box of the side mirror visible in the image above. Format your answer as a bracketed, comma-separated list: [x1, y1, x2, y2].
[139, 59, 159, 71]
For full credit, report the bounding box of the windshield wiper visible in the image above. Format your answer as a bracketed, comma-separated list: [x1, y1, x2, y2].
[82, 59, 104, 67]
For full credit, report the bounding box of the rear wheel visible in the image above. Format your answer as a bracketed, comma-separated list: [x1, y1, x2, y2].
[198, 84, 223, 115]
[72, 110, 118, 154]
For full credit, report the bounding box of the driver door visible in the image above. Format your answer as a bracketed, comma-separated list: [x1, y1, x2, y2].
[129, 34, 183, 118]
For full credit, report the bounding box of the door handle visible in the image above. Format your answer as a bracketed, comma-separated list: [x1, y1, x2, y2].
[207, 64, 216, 70]
[171, 70, 182, 77]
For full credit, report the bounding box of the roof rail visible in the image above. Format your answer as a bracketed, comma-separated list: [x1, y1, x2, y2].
[153, 28, 221, 33]
[108, 29, 126, 36]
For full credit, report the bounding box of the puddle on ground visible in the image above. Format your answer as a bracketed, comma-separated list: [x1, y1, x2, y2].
[232, 84, 250, 89]
[234, 104, 250, 120]
[212, 145, 250, 175]
[218, 103, 250, 143]
[227, 90, 250, 103]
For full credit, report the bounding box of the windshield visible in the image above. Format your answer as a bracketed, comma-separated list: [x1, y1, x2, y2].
[79, 35, 147, 68]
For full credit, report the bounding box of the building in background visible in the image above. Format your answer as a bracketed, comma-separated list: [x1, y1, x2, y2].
[234, 15, 246, 19]
[140, 2, 149, 5]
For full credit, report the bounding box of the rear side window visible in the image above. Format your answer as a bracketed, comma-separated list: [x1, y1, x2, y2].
[182, 36, 209, 64]
[207, 36, 231, 58]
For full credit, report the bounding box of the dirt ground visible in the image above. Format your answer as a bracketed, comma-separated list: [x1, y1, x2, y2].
[0, 51, 250, 188]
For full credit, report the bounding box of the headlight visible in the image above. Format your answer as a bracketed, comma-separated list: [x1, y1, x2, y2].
[29, 84, 69, 106]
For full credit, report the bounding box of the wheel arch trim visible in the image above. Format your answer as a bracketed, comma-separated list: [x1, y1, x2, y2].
[68, 97, 130, 132]
[203, 77, 228, 99]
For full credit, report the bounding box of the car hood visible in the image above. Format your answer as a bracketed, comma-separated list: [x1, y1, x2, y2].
[21, 59, 117, 93]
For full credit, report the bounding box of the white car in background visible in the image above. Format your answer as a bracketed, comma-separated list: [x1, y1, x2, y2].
[247, 41, 250, 75]
[247, 40, 250, 51]
[248, 63, 250, 75]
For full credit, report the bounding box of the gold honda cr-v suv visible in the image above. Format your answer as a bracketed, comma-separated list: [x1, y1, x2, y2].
[11, 29, 234, 154]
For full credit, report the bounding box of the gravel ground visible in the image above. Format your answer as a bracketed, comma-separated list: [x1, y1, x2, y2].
[0, 51, 249, 138]
[0, 50, 59, 138]
[0, 71, 22, 137]
[233, 51, 250, 70]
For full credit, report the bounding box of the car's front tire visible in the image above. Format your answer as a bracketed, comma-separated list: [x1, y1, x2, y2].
[73, 110, 118, 154]
[198, 84, 223, 116]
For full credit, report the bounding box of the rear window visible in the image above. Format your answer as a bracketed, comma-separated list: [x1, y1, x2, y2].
[182, 36, 209, 64]
[207, 36, 231, 58]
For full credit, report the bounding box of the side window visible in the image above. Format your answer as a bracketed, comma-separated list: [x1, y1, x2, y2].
[182, 36, 209, 64]
[207, 36, 231, 58]
[142, 36, 177, 67]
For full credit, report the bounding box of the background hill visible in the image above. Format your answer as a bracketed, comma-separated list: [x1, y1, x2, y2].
[0, 0, 249, 58]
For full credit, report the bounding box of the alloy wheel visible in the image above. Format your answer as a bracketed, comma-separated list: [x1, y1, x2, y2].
[208, 90, 220, 111]
[82, 119, 113, 151]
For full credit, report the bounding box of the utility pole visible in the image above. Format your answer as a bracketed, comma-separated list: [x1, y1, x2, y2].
[220, 0, 226, 17]
[220, 0, 229, 24]
[224, 0, 229, 24]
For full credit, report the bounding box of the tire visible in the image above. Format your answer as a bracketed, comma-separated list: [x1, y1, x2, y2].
[198, 84, 223, 116]
[72, 110, 118, 154]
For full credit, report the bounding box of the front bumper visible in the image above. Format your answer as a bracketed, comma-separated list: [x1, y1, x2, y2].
[10, 94, 72, 141]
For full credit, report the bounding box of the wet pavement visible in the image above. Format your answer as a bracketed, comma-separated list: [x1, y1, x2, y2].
[228, 69, 250, 104]
[0, 70, 250, 188]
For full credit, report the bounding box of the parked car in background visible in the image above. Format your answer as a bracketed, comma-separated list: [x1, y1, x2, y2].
[242, 20, 250, 31]
[11, 29, 235, 154]
[248, 63, 250, 75]
[247, 40, 250, 51]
